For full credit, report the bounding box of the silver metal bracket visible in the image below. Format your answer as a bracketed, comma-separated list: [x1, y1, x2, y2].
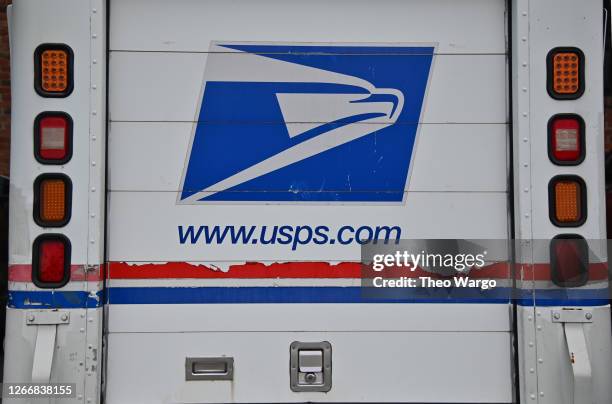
[25, 310, 70, 325]
[551, 308, 593, 323]
[553, 308, 593, 404]
[185, 357, 234, 381]
[26, 311, 70, 383]
[290, 341, 332, 392]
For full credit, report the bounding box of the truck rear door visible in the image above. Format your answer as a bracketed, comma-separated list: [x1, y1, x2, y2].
[105, 0, 512, 402]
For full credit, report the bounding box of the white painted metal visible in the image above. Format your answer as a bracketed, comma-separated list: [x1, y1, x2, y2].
[511, 0, 612, 403]
[109, 0, 506, 54]
[109, 52, 507, 124]
[104, 1, 513, 402]
[109, 122, 508, 192]
[3, 308, 89, 400]
[6, 0, 611, 403]
[105, 331, 513, 403]
[107, 303, 512, 333]
[107, 191, 508, 262]
[3, 1, 107, 403]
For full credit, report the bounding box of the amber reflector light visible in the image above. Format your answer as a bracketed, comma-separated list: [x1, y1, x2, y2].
[547, 48, 584, 100]
[34, 174, 72, 227]
[549, 176, 586, 227]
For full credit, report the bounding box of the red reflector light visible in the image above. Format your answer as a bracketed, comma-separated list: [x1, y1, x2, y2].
[33, 235, 70, 288]
[548, 115, 584, 165]
[550, 236, 588, 287]
[34, 112, 72, 164]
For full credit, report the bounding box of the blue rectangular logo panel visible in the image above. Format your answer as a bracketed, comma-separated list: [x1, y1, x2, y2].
[180, 43, 435, 203]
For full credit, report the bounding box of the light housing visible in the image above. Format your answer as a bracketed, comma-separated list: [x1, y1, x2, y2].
[32, 234, 71, 288]
[34, 44, 74, 98]
[547, 47, 585, 100]
[34, 112, 73, 164]
[548, 114, 585, 165]
[550, 235, 588, 287]
[33, 174, 72, 227]
[549, 175, 587, 227]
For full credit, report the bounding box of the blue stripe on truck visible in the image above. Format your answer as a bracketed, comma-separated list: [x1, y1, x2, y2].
[8, 287, 608, 308]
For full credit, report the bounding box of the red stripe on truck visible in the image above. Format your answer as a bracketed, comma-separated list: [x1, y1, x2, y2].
[8, 264, 104, 282]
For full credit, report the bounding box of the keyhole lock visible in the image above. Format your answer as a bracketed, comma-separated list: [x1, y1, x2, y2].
[290, 341, 332, 392]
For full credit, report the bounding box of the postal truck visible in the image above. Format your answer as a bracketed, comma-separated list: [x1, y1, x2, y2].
[3, 0, 612, 403]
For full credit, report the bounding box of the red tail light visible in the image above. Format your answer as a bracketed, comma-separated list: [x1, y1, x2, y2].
[550, 235, 588, 287]
[33, 235, 70, 288]
[34, 112, 72, 164]
[548, 114, 584, 165]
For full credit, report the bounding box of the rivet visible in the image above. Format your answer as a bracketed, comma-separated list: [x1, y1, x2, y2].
[92, 34, 98, 39]
[92, 8, 97, 13]
[523, 138, 528, 142]
[540, 392, 545, 397]
[585, 313, 592, 320]
[92, 111, 97, 116]
[523, 163, 528, 168]
[537, 325, 542, 331]
[90, 240, 95, 244]
[537, 311, 541, 317]
[27, 314, 35, 322]
[553, 312, 561, 320]
[522, 11, 528, 16]
[93, 59, 98, 64]
[530, 393, 535, 400]
[91, 213, 96, 218]
[523, 62, 528, 67]
[528, 315, 533, 321]
[529, 368, 535, 373]
[522, 87, 527, 92]
[60, 313, 68, 321]
[525, 214, 530, 218]
[522, 37, 527, 42]
[529, 341, 534, 347]
[79, 361, 84, 366]
[92, 85, 97, 90]
[80, 328, 85, 333]
[92, 136, 97, 141]
[524, 188, 529, 193]
[92, 161, 96, 166]
[91, 187, 96, 192]
[523, 112, 528, 117]
[538, 358, 543, 363]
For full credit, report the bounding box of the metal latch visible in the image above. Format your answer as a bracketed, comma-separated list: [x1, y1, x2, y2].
[553, 308, 593, 404]
[290, 341, 332, 392]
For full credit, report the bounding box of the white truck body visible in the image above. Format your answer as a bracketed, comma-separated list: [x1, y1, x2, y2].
[3, 0, 611, 403]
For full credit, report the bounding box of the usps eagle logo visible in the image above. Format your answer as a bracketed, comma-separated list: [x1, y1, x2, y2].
[179, 42, 435, 203]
